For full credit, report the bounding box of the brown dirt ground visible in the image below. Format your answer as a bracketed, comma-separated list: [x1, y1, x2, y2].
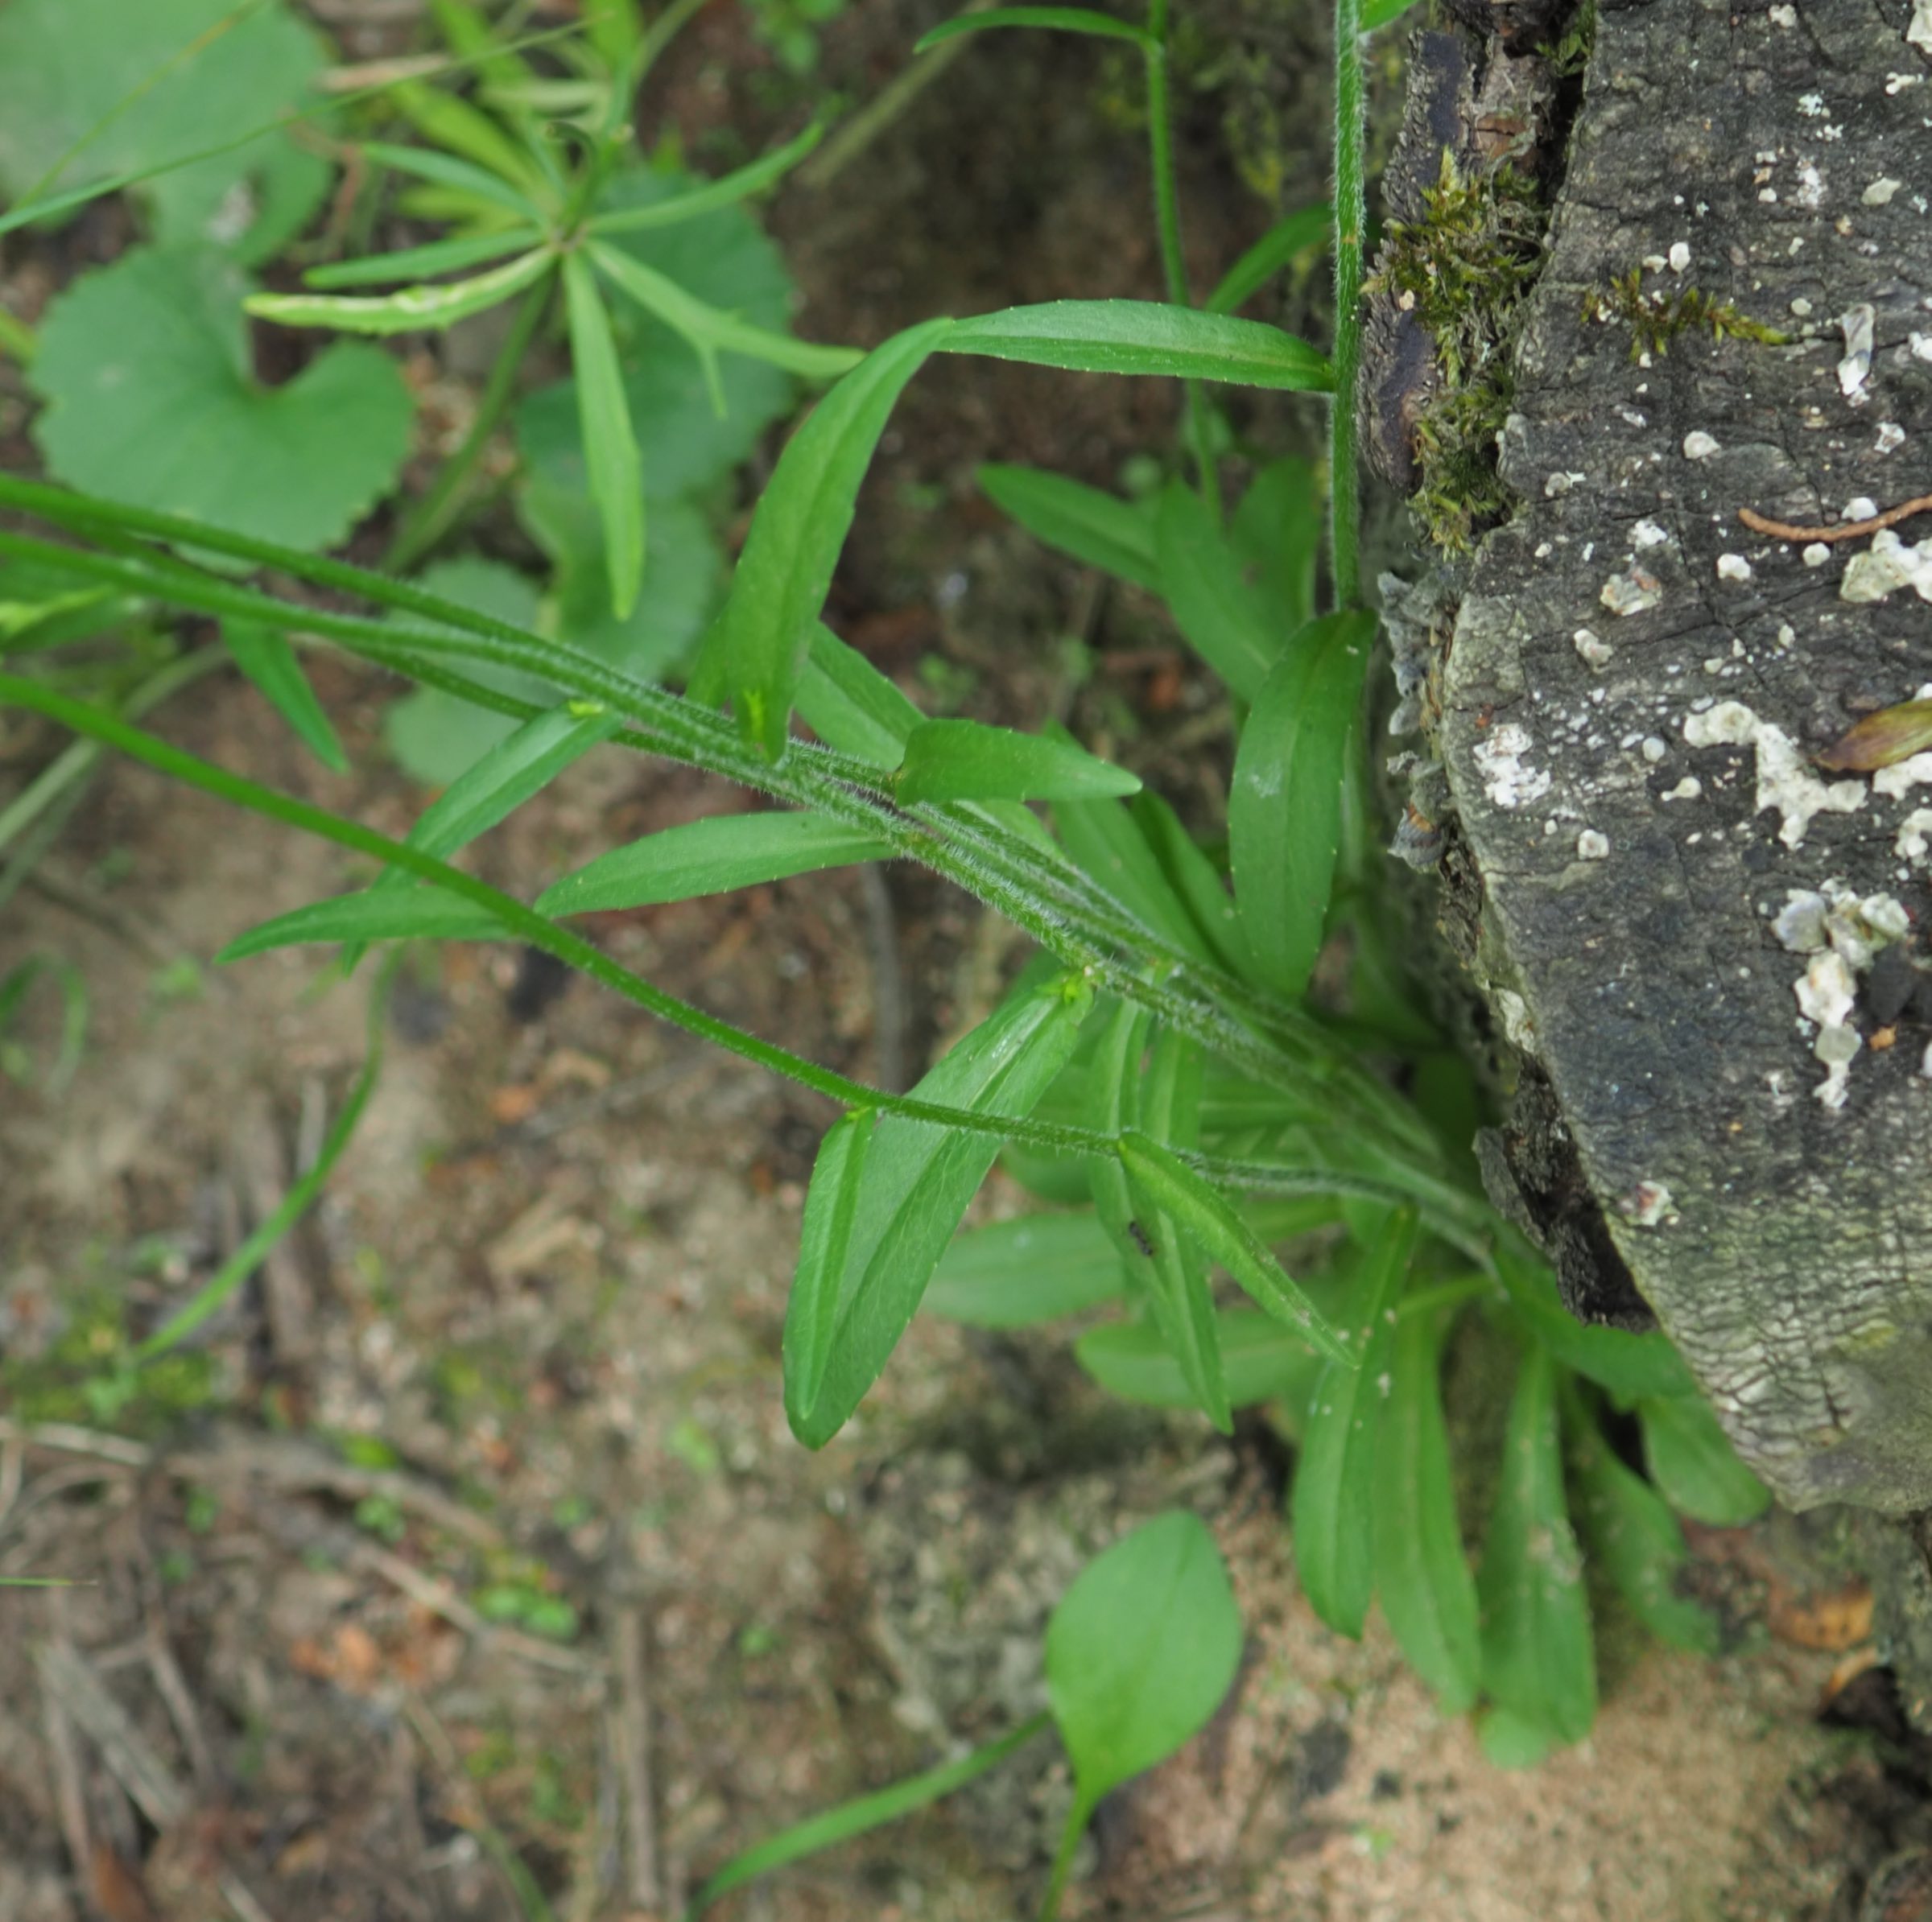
[2, 2, 1925, 1919]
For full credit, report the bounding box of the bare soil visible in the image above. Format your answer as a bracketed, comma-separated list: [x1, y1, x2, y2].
[0, 2, 1922, 1919]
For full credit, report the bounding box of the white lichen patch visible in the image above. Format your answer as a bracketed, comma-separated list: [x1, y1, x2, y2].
[1683, 430, 1721, 460]
[1913, 332, 1932, 364]
[1877, 421, 1906, 454]
[1662, 775, 1703, 801]
[1875, 752, 1932, 799]
[1803, 542, 1831, 567]
[1620, 1182, 1676, 1228]
[1838, 303, 1876, 402]
[1474, 724, 1553, 810]
[1897, 808, 1932, 860]
[1577, 828, 1610, 860]
[1863, 176, 1903, 206]
[1601, 567, 1664, 615]
[1841, 530, 1932, 604]
[1574, 627, 1613, 669]
[1716, 553, 1753, 582]
[1544, 470, 1587, 497]
[1770, 883, 1909, 1108]
[1633, 519, 1671, 549]
[1642, 736, 1668, 763]
[1911, 0, 1932, 54]
[1668, 241, 1691, 272]
[1682, 701, 1867, 847]
[1496, 989, 1537, 1050]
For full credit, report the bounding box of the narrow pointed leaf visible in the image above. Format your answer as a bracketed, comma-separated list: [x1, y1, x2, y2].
[796, 624, 924, 767]
[247, 247, 553, 336]
[222, 621, 345, 772]
[926, 1211, 1128, 1326]
[791, 970, 1092, 1446]
[218, 888, 508, 959]
[978, 464, 1160, 590]
[1207, 204, 1331, 314]
[1569, 1400, 1723, 1655]
[916, 6, 1159, 52]
[303, 227, 544, 289]
[1362, 0, 1424, 27]
[895, 717, 1139, 805]
[1479, 1344, 1596, 1747]
[537, 810, 891, 916]
[696, 319, 954, 761]
[362, 139, 546, 217]
[1078, 1308, 1323, 1410]
[588, 122, 828, 236]
[1636, 1395, 1772, 1527]
[562, 253, 645, 619]
[1492, 1242, 1693, 1401]
[1230, 456, 1320, 633]
[1116, 1130, 1351, 1363]
[1292, 1208, 1419, 1637]
[1055, 786, 1212, 961]
[1129, 792, 1256, 980]
[1229, 609, 1377, 1000]
[1155, 478, 1278, 702]
[1373, 1306, 1480, 1710]
[783, 1109, 875, 1424]
[945, 301, 1333, 390]
[588, 241, 861, 380]
[1045, 1512, 1243, 1808]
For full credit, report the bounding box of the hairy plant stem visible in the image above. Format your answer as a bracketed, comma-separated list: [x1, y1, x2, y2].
[1143, 0, 1220, 514]
[1327, 0, 1365, 610]
[0, 480, 1443, 1165]
[0, 665, 1480, 1245]
[384, 274, 555, 574]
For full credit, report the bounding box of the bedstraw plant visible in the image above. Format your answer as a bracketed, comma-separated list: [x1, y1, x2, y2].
[0, 0, 1771, 1911]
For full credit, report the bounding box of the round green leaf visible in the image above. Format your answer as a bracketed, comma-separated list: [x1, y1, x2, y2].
[30, 246, 413, 553]
[1046, 1511, 1243, 1809]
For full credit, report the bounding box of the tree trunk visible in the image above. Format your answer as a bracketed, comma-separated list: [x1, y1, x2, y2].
[1405, 0, 1932, 1516]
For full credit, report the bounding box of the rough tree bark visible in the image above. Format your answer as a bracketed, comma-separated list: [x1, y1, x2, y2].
[1389, 0, 1932, 1517]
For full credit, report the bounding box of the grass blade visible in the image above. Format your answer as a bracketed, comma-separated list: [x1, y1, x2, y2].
[303, 226, 543, 289]
[247, 247, 553, 336]
[218, 887, 510, 957]
[537, 810, 891, 915]
[363, 138, 547, 217]
[946, 300, 1333, 390]
[588, 121, 828, 236]
[222, 621, 345, 771]
[1206, 204, 1330, 314]
[561, 253, 645, 618]
[1154, 478, 1278, 702]
[915, 6, 1158, 52]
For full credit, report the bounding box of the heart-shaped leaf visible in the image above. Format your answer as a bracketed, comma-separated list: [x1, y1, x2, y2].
[30, 246, 413, 553]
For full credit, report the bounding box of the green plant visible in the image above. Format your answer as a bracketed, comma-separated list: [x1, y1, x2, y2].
[0, 0, 1775, 1902]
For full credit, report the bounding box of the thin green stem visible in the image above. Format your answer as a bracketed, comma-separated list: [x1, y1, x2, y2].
[132, 955, 396, 1363]
[0, 303, 37, 364]
[1036, 1792, 1096, 1922]
[1328, 0, 1365, 610]
[634, 0, 714, 92]
[384, 273, 556, 573]
[1141, 0, 1219, 513]
[0, 670, 1480, 1231]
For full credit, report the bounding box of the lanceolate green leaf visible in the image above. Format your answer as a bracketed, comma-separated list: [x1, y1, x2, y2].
[536, 810, 892, 916]
[1124, 1023, 1230, 1431]
[977, 464, 1161, 591]
[1229, 609, 1377, 1000]
[218, 886, 510, 959]
[1129, 793, 1255, 980]
[1076, 1310, 1324, 1411]
[895, 717, 1140, 806]
[1055, 784, 1212, 963]
[246, 248, 554, 335]
[1292, 1208, 1419, 1638]
[925, 1211, 1128, 1326]
[1568, 1396, 1722, 1656]
[1492, 1242, 1693, 1402]
[782, 1108, 875, 1425]
[1045, 1512, 1243, 1809]
[1116, 1130, 1351, 1364]
[561, 252, 645, 619]
[790, 970, 1092, 1447]
[222, 621, 346, 772]
[303, 227, 546, 289]
[361, 139, 546, 219]
[945, 300, 1332, 390]
[916, 6, 1159, 53]
[796, 624, 923, 767]
[588, 122, 828, 237]
[1373, 1305, 1480, 1710]
[1637, 1395, 1772, 1527]
[1154, 478, 1277, 703]
[1207, 205, 1331, 315]
[695, 319, 954, 761]
[588, 241, 861, 382]
[1479, 1343, 1596, 1749]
